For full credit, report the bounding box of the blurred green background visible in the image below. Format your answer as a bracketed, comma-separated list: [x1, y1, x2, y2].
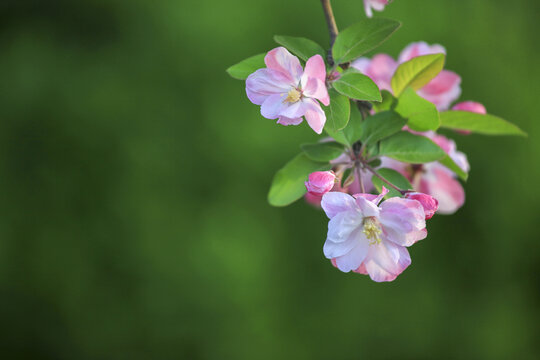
[0, 0, 538, 358]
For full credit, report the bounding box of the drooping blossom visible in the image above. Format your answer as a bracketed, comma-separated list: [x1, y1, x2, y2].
[404, 192, 439, 219]
[363, 0, 390, 18]
[246, 47, 329, 134]
[321, 187, 427, 282]
[305, 171, 336, 196]
[352, 41, 462, 110]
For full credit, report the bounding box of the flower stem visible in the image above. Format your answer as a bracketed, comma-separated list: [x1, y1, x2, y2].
[320, 0, 339, 65]
[363, 163, 407, 194]
[354, 161, 366, 193]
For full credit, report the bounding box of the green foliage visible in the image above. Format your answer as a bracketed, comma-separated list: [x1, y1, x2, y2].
[361, 111, 407, 147]
[301, 141, 345, 162]
[372, 168, 412, 198]
[395, 87, 440, 131]
[323, 89, 350, 132]
[273, 35, 326, 61]
[332, 18, 401, 64]
[379, 131, 446, 163]
[226, 53, 265, 80]
[391, 54, 445, 96]
[332, 70, 381, 101]
[373, 90, 396, 112]
[440, 111, 526, 136]
[268, 153, 331, 207]
[439, 155, 468, 181]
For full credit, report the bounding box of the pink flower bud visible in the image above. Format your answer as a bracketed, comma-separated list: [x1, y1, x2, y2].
[305, 171, 336, 196]
[405, 192, 439, 219]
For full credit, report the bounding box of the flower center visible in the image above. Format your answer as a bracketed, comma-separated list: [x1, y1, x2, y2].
[362, 216, 382, 245]
[283, 88, 302, 103]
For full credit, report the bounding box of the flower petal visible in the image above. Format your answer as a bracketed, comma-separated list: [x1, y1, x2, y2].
[302, 98, 326, 134]
[364, 241, 411, 282]
[246, 68, 292, 105]
[419, 165, 465, 214]
[302, 77, 330, 106]
[277, 116, 303, 126]
[379, 197, 427, 247]
[355, 196, 380, 217]
[260, 93, 287, 119]
[327, 210, 362, 244]
[334, 240, 369, 273]
[264, 47, 303, 84]
[321, 192, 357, 219]
[398, 41, 446, 63]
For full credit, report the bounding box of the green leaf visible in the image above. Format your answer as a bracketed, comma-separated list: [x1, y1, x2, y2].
[273, 35, 326, 61]
[323, 89, 350, 132]
[226, 53, 266, 80]
[301, 142, 345, 162]
[332, 18, 401, 64]
[324, 127, 350, 146]
[332, 71, 381, 101]
[395, 87, 440, 131]
[439, 111, 526, 136]
[439, 155, 468, 181]
[268, 154, 331, 207]
[373, 90, 396, 112]
[391, 54, 445, 96]
[342, 102, 364, 144]
[360, 111, 407, 147]
[379, 131, 446, 163]
[372, 168, 412, 199]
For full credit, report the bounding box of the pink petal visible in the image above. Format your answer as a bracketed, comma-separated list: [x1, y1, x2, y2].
[418, 70, 462, 110]
[334, 241, 370, 273]
[379, 197, 427, 247]
[302, 98, 326, 134]
[264, 47, 303, 84]
[324, 227, 366, 259]
[321, 192, 357, 219]
[305, 171, 336, 196]
[245, 68, 292, 105]
[364, 240, 411, 282]
[302, 77, 330, 106]
[355, 196, 380, 218]
[301, 54, 326, 84]
[352, 54, 397, 92]
[419, 165, 465, 214]
[452, 101, 487, 114]
[277, 116, 303, 126]
[260, 93, 287, 119]
[398, 41, 446, 63]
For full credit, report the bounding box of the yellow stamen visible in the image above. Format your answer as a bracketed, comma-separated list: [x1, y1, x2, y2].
[283, 88, 301, 103]
[363, 217, 382, 245]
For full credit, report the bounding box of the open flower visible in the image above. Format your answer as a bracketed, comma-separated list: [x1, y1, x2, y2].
[363, 0, 390, 18]
[352, 41, 461, 110]
[246, 47, 330, 134]
[321, 187, 427, 282]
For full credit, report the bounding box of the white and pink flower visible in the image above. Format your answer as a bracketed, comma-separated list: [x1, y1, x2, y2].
[246, 47, 329, 134]
[322, 187, 427, 282]
[352, 41, 462, 110]
[363, 0, 390, 18]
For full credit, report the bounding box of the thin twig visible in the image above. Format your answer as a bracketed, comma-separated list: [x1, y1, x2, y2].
[364, 163, 407, 194]
[354, 161, 366, 193]
[320, 0, 339, 65]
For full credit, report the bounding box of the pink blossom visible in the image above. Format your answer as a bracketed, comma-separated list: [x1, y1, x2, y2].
[363, 0, 390, 18]
[351, 41, 462, 110]
[246, 47, 330, 134]
[404, 192, 439, 219]
[305, 171, 336, 196]
[321, 187, 427, 282]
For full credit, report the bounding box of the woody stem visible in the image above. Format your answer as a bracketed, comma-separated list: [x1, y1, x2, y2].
[320, 0, 339, 65]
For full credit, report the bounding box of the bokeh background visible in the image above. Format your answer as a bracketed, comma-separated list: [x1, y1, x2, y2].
[0, 0, 538, 358]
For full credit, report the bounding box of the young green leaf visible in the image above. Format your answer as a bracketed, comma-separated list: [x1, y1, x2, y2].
[395, 87, 440, 131]
[268, 153, 331, 207]
[341, 102, 364, 144]
[332, 18, 401, 64]
[360, 111, 407, 147]
[323, 89, 351, 132]
[391, 54, 445, 96]
[332, 71, 381, 101]
[438, 155, 468, 181]
[372, 168, 412, 199]
[301, 141, 345, 162]
[324, 127, 350, 147]
[373, 90, 396, 112]
[273, 35, 326, 61]
[379, 131, 446, 163]
[226, 53, 266, 80]
[439, 111, 526, 136]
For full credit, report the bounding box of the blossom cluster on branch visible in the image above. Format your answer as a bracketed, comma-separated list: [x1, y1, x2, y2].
[227, 1, 525, 282]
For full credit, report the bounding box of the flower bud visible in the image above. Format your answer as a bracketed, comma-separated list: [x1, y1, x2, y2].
[305, 171, 336, 196]
[405, 192, 439, 219]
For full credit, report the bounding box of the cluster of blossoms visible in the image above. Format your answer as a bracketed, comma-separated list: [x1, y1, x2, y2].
[227, 0, 524, 282]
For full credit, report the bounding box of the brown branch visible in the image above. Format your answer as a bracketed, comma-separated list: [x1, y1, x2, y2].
[320, 0, 339, 65]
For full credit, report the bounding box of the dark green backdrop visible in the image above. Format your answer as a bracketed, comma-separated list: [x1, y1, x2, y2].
[0, 0, 538, 359]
